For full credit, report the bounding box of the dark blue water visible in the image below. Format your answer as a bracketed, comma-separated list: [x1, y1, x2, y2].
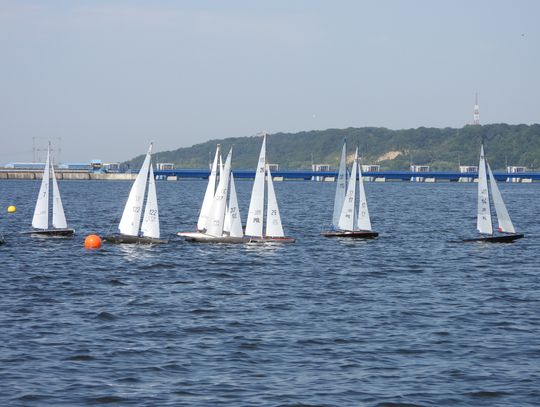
[1, 179, 539, 406]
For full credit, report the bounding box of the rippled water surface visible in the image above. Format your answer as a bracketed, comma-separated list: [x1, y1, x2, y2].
[1, 179, 539, 406]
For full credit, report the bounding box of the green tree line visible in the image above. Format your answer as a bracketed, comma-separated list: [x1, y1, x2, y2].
[124, 124, 540, 171]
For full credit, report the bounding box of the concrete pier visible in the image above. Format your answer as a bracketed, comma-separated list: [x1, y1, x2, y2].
[0, 170, 137, 181]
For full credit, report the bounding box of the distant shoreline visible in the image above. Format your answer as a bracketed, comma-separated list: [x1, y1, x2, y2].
[0, 169, 538, 183]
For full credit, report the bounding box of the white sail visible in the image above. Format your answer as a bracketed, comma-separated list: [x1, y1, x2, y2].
[487, 163, 516, 233]
[118, 143, 152, 236]
[266, 166, 285, 237]
[332, 140, 347, 227]
[338, 149, 358, 231]
[206, 148, 232, 237]
[141, 165, 160, 238]
[197, 145, 220, 231]
[357, 156, 372, 231]
[228, 173, 244, 238]
[32, 148, 50, 230]
[477, 144, 493, 235]
[50, 161, 68, 229]
[245, 134, 266, 237]
[223, 202, 231, 234]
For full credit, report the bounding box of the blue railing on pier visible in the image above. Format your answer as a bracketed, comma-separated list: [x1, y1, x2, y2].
[153, 169, 540, 182]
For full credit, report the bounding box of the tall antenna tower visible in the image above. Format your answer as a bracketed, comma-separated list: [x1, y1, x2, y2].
[32, 137, 62, 163]
[473, 92, 480, 125]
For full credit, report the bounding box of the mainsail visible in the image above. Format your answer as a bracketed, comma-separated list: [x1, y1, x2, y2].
[32, 148, 50, 230]
[198, 145, 221, 231]
[476, 144, 493, 235]
[332, 140, 347, 227]
[245, 134, 266, 237]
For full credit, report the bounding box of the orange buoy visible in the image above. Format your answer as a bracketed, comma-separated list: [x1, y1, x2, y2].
[84, 234, 102, 250]
[7, 205, 16, 213]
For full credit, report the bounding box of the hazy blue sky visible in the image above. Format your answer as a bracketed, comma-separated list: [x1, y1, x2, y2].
[0, 0, 538, 163]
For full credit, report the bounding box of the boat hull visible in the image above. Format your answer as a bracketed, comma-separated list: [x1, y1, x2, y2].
[22, 228, 75, 237]
[321, 230, 378, 239]
[103, 234, 168, 244]
[178, 232, 296, 244]
[461, 233, 524, 243]
[177, 232, 246, 244]
[246, 236, 296, 243]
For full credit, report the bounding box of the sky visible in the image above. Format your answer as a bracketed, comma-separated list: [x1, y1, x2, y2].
[0, 0, 539, 163]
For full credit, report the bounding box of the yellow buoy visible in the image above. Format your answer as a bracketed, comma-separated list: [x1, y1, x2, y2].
[7, 205, 16, 213]
[84, 234, 102, 250]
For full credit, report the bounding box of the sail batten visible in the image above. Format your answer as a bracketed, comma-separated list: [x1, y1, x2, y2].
[476, 145, 493, 235]
[487, 163, 515, 233]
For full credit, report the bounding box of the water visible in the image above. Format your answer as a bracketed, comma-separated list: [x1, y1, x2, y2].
[1, 179, 539, 406]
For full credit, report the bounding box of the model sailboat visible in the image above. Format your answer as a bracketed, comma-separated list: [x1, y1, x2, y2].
[462, 144, 524, 243]
[321, 141, 378, 238]
[244, 133, 295, 243]
[104, 143, 167, 244]
[178, 148, 245, 243]
[25, 144, 74, 236]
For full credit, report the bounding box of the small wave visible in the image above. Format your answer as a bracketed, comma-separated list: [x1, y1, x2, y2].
[140, 262, 176, 270]
[173, 390, 198, 396]
[96, 311, 117, 321]
[238, 342, 259, 350]
[108, 278, 126, 286]
[275, 404, 328, 407]
[65, 354, 95, 361]
[16, 394, 51, 401]
[189, 308, 217, 314]
[115, 376, 140, 383]
[184, 326, 226, 334]
[86, 395, 129, 404]
[467, 390, 510, 398]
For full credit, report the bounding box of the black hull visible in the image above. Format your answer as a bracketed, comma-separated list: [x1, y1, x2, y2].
[184, 236, 247, 244]
[22, 229, 75, 237]
[461, 233, 524, 243]
[103, 235, 168, 245]
[321, 230, 379, 239]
